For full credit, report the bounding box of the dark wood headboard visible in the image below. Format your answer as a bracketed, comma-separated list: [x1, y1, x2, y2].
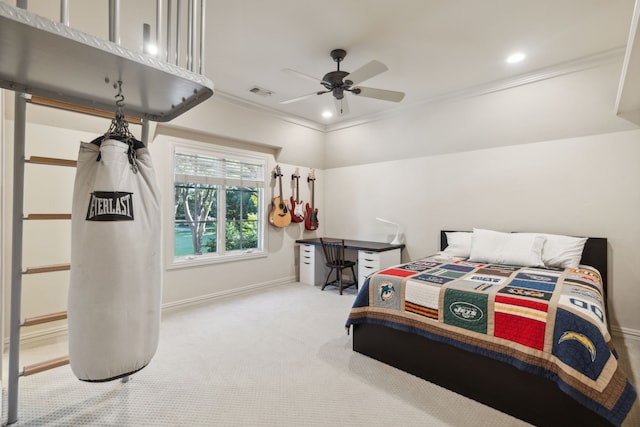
[440, 230, 608, 297]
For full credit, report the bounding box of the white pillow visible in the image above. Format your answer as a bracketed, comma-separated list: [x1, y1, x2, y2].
[442, 231, 472, 257]
[534, 233, 587, 269]
[469, 228, 545, 267]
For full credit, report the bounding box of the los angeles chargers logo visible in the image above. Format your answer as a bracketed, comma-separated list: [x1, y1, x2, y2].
[558, 331, 596, 362]
[86, 191, 134, 221]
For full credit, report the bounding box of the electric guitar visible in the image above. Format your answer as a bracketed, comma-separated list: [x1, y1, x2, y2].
[305, 169, 319, 231]
[290, 168, 305, 223]
[269, 165, 292, 227]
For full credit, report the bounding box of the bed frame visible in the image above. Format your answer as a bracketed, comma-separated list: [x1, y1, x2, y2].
[352, 232, 612, 427]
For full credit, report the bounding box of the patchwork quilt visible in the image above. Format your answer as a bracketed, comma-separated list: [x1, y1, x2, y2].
[346, 255, 640, 427]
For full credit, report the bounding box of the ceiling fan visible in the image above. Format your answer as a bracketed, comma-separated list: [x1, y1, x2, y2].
[281, 49, 405, 116]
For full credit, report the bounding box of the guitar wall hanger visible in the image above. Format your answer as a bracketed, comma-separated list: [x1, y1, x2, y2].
[305, 169, 319, 231]
[268, 165, 292, 228]
[290, 168, 305, 223]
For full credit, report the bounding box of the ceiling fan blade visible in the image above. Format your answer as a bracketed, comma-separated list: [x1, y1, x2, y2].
[283, 68, 324, 84]
[280, 91, 325, 105]
[334, 97, 349, 116]
[354, 86, 405, 102]
[345, 60, 388, 86]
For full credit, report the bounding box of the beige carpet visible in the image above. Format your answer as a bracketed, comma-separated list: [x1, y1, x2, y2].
[3, 282, 638, 426]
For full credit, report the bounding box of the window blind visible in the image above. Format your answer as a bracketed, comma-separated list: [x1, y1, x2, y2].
[174, 152, 265, 188]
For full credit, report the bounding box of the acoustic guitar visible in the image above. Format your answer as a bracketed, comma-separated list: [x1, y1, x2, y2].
[269, 165, 292, 227]
[290, 168, 305, 223]
[305, 169, 319, 231]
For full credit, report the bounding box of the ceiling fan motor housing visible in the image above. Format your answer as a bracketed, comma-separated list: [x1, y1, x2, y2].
[322, 70, 351, 99]
[324, 49, 353, 99]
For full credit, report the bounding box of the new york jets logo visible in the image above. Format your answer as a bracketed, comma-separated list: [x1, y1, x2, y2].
[449, 302, 483, 322]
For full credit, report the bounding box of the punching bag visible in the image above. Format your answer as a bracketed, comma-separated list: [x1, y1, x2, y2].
[68, 138, 161, 382]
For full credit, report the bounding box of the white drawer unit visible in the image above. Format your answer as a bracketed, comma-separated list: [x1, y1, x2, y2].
[299, 244, 329, 285]
[296, 239, 404, 287]
[358, 249, 401, 287]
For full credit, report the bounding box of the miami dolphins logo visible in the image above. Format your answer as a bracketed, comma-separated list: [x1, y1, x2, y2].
[378, 281, 395, 301]
[558, 331, 596, 362]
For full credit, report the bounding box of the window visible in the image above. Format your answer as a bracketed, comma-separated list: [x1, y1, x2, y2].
[173, 144, 266, 264]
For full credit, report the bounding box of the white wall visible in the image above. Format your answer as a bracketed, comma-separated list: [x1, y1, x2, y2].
[3, 53, 640, 344]
[321, 60, 640, 335]
[148, 96, 326, 305]
[2, 116, 108, 342]
[323, 130, 640, 333]
[164, 96, 326, 169]
[324, 60, 637, 168]
[146, 96, 326, 306]
[1, 95, 325, 342]
[148, 131, 323, 306]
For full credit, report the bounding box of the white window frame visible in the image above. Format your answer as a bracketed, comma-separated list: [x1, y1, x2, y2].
[168, 139, 267, 269]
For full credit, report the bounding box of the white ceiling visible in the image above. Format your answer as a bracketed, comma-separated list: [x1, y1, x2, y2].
[23, 0, 637, 128]
[201, 0, 635, 127]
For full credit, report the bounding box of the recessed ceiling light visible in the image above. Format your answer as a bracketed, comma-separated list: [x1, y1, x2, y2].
[506, 52, 526, 64]
[146, 44, 159, 56]
[322, 111, 333, 118]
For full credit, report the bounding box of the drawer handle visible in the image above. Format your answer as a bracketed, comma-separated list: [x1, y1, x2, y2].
[303, 262, 311, 265]
[364, 258, 375, 262]
[364, 266, 375, 270]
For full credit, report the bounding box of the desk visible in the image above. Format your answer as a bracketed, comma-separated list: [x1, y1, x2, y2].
[295, 238, 404, 287]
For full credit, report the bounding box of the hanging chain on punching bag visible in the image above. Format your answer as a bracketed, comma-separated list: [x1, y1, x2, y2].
[114, 81, 138, 173]
[100, 81, 138, 173]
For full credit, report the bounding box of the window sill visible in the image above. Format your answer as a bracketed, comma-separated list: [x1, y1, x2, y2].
[167, 250, 267, 270]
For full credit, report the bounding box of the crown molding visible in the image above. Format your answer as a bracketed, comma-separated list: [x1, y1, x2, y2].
[210, 47, 625, 134]
[615, 0, 640, 125]
[212, 90, 328, 132]
[325, 47, 626, 132]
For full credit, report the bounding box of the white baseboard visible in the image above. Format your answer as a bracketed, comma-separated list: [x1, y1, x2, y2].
[15, 325, 69, 349]
[161, 275, 296, 313]
[3, 276, 297, 350]
[11, 279, 638, 350]
[611, 325, 640, 341]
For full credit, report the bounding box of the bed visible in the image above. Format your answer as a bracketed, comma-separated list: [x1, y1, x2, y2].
[346, 230, 639, 427]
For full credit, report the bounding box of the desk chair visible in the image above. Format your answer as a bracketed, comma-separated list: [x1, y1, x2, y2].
[320, 238, 357, 295]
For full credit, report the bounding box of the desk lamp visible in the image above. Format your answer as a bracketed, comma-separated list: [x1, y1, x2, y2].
[375, 217, 403, 245]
